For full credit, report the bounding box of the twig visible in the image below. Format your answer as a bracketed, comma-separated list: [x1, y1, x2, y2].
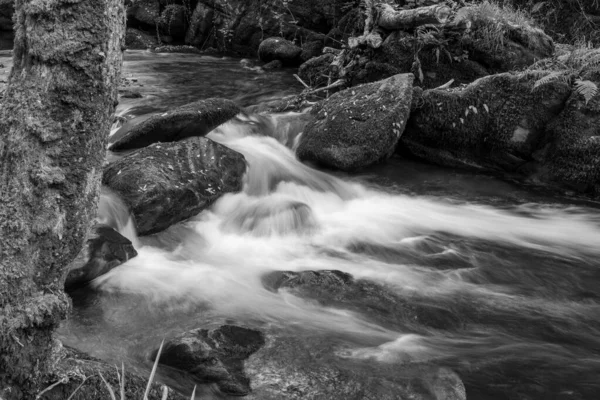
[36, 379, 67, 399]
[305, 79, 346, 96]
[434, 78, 454, 89]
[293, 74, 310, 89]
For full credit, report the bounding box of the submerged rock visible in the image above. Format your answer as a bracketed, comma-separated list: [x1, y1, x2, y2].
[154, 325, 265, 396]
[103, 137, 246, 235]
[262, 270, 461, 331]
[109, 98, 241, 151]
[64, 225, 137, 292]
[262, 60, 283, 70]
[297, 73, 414, 171]
[245, 333, 466, 400]
[258, 37, 302, 66]
[400, 71, 571, 172]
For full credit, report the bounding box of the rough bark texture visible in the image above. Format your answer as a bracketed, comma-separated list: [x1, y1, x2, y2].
[0, 0, 125, 397]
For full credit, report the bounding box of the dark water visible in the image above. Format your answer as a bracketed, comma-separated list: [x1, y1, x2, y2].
[59, 51, 600, 400]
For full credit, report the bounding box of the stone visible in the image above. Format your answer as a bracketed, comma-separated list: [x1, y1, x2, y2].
[300, 40, 324, 61]
[399, 71, 572, 172]
[64, 225, 137, 292]
[258, 37, 302, 66]
[297, 73, 414, 171]
[102, 137, 246, 235]
[298, 53, 336, 87]
[158, 4, 187, 39]
[125, 28, 157, 50]
[127, 0, 160, 27]
[262, 270, 461, 331]
[154, 325, 265, 396]
[262, 60, 283, 70]
[109, 98, 241, 151]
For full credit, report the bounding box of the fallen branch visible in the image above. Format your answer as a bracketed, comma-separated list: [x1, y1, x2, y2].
[434, 79, 454, 89]
[304, 79, 346, 96]
[294, 74, 310, 89]
[376, 3, 452, 30]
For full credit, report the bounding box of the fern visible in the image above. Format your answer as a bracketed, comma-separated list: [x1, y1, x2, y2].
[532, 71, 570, 91]
[574, 79, 598, 104]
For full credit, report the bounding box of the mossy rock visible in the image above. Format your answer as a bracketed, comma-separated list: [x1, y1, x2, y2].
[400, 71, 572, 172]
[297, 73, 414, 171]
[258, 37, 302, 66]
[125, 28, 157, 50]
[103, 137, 246, 235]
[298, 53, 336, 87]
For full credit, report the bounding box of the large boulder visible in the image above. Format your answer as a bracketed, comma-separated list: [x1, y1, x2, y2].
[534, 69, 600, 196]
[297, 73, 414, 171]
[400, 72, 572, 172]
[258, 37, 302, 66]
[262, 270, 461, 331]
[103, 137, 246, 235]
[65, 225, 137, 292]
[158, 4, 188, 39]
[126, 0, 160, 27]
[153, 325, 265, 396]
[109, 98, 241, 151]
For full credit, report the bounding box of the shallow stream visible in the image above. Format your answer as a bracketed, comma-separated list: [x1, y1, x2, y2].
[45, 50, 600, 399]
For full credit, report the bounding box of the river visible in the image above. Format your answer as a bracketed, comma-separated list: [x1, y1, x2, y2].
[43, 50, 600, 399]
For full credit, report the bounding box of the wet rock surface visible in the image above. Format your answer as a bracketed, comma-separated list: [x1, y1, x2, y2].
[297, 73, 414, 171]
[154, 325, 265, 396]
[245, 332, 466, 400]
[103, 137, 246, 235]
[262, 270, 461, 331]
[65, 225, 137, 292]
[109, 98, 241, 151]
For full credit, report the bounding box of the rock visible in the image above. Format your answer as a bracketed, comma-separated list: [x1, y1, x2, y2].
[158, 4, 187, 39]
[262, 60, 283, 70]
[119, 89, 142, 99]
[258, 37, 302, 66]
[262, 270, 461, 331]
[534, 67, 600, 196]
[245, 333, 466, 400]
[127, 0, 160, 27]
[298, 53, 336, 87]
[64, 225, 137, 292]
[125, 28, 157, 50]
[185, 2, 214, 47]
[152, 45, 202, 54]
[109, 98, 241, 151]
[0, 0, 13, 31]
[103, 137, 246, 235]
[300, 40, 324, 61]
[153, 325, 265, 396]
[297, 73, 414, 171]
[399, 72, 572, 172]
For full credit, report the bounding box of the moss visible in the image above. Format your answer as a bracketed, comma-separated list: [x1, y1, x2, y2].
[401, 72, 572, 172]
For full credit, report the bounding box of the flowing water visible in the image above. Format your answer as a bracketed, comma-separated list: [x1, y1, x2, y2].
[59, 51, 600, 399]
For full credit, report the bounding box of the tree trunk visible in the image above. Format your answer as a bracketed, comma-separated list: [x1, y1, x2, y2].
[376, 3, 451, 30]
[0, 0, 124, 397]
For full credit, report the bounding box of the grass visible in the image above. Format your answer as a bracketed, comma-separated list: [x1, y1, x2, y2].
[97, 339, 197, 400]
[461, 0, 538, 53]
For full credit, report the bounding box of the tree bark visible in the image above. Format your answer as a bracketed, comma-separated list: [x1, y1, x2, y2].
[0, 0, 124, 396]
[376, 3, 452, 30]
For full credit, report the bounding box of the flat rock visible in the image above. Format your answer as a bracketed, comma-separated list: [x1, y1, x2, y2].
[297, 73, 414, 171]
[109, 98, 241, 151]
[103, 137, 246, 235]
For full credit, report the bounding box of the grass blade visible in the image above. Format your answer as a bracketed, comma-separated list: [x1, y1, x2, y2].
[190, 385, 197, 400]
[120, 362, 126, 400]
[99, 372, 117, 400]
[66, 376, 90, 400]
[161, 385, 169, 400]
[144, 339, 165, 400]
